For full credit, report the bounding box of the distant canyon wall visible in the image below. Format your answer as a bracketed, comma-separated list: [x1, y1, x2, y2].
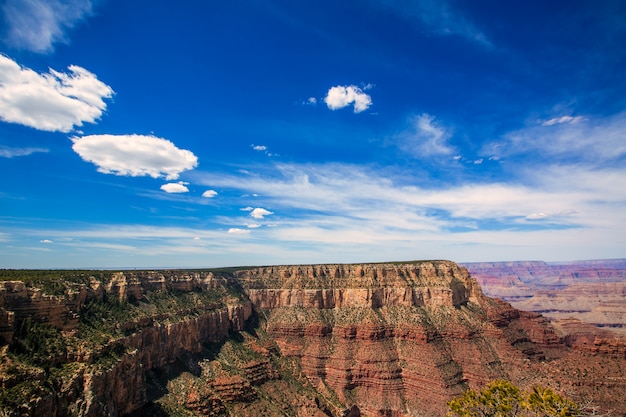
[463, 260, 626, 333]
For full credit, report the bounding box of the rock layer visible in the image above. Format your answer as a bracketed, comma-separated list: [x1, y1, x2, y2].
[0, 271, 251, 417]
[464, 260, 626, 334]
[234, 262, 573, 416]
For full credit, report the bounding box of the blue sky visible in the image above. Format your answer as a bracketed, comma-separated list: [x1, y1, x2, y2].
[1, 0, 625, 268]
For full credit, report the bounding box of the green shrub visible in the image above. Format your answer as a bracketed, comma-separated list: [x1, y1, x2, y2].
[447, 380, 580, 417]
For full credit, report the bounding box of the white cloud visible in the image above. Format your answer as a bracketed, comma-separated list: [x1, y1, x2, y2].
[40, 239, 53, 243]
[324, 85, 372, 113]
[524, 211, 578, 221]
[228, 228, 250, 235]
[488, 111, 626, 163]
[160, 182, 189, 193]
[249, 207, 273, 219]
[526, 212, 550, 220]
[299, 97, 318, 106]
[0, 54, 114, 132]
[396, 113, 455, 158]
[71, 134, 198, 179]
[540, 115, 585, 126]
[246, 223, 261, 228]
[0, 146, 48, 158]
[241, 206, 254, 212]
[202, 190, 218, 198]
[197, 159, 626, 239]
[1, 0, 96, 53]
[7, 150, 626, 266]
[192, 160, 624, 262]
[252, 145, 267, 151]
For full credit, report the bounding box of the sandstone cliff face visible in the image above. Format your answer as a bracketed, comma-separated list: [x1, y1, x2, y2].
[233, 262, 570, 417]
[237, 262, 480, 309]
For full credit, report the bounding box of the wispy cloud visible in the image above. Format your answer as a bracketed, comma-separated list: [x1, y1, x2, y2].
[525, 211, 577, 221]
[251, 144, 275, 157]
[1, 0, 97, 53]
[540, 115, 585, 126]
[486, 111, 626, 163]
[0, 54, 114, 132]
[368, 0, 492, 47]
[324, 85, 372, 113]
[193, 155, 626, 241]
[5, 150, 626, 266]
[228, 228, 250, 235]
[394, 113, 456, 158]
[0, 146, 48, 158]
[71, 134, 198, 180]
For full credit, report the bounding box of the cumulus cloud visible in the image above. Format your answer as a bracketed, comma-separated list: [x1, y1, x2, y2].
[0, 146, 48, 158]
[396, 113, 455, 158]
[202, 190, 218, 198]
[324, 85, 372, 113]
[1, 0, 96, 53]
[160, 182, 189, 193]
[0, 54, 114, 132]
[71, 134, 198, 179]
[540, 115, 585, 126]
[252, 145, 267, 151]
[40, 239, 53, 243]
[228, 228, 250, 235]
[249, 207, 273, 219]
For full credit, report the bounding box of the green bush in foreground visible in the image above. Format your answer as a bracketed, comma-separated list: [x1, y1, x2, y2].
[447, 380, 580, 417]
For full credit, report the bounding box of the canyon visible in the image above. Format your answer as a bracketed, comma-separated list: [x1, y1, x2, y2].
[0, 261, 625, 416]
[464, 259, 626, 336]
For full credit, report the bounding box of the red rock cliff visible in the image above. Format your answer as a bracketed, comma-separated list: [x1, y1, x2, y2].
[234, 261, 568, 417]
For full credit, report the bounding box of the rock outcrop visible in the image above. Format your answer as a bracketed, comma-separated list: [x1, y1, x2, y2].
[0, 271, 252, 417]
[233, 262, 578, 416]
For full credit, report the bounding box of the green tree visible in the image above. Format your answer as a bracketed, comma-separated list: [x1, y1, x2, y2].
[524, 386, 579, 417]
[447, 380, 580, 417]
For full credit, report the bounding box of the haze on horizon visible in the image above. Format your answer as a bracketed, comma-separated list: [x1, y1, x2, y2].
[1, 1, 625, 269]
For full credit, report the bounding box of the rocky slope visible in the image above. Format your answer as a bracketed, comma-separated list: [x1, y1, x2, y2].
[1, 262, 625, 416]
